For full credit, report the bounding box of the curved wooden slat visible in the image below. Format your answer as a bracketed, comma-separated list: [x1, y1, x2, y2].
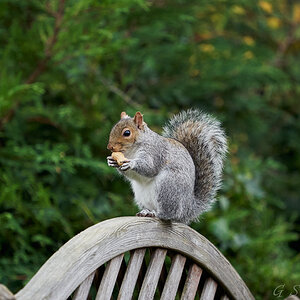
[181, 264, 203, 300]
[0, 284, 15, 300]
[72, 270, 95, 300]
[161, 254, 186, 300]
[200, 277, 218, 300]
[138, 249, 167, 299]
[95, 253, 124, 300]
[15, 217, 254, 300]
[118, 248, 146, 300]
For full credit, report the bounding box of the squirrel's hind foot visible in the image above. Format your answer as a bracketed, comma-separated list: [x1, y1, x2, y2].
[136, 209, 156, 217]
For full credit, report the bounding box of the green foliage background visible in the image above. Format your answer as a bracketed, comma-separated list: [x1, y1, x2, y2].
[0, 0, 300, 299]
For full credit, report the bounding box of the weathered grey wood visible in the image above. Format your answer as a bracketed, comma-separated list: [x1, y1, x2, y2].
[95, 253, 124, 300]
[181, 264, 203, 300]
[200, 277, 218, 300]
[221, 295, 230, 300]
[157, 257, 168, 294]
[72, 270, 95, 300]
[0, 284, 15, 300]
[161, 254, 186, 300]
[117, 248, 146, 300]
[138, 249, 167, 299]
[15, 217, 254, 300]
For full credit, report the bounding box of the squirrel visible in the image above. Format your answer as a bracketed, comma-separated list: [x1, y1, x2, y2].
[107, 109, 227, 224]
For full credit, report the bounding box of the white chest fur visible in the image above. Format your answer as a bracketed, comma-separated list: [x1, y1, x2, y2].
[123, 146, 158, 210]
[128, 175, 158, 211]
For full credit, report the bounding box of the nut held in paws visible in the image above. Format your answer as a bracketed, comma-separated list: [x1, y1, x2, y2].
[111, 152, 126, 166]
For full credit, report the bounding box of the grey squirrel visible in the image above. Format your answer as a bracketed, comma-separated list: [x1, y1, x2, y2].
[107, 109, 227, 224]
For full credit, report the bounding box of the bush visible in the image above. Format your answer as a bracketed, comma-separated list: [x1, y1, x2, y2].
[0, 1, 299, 298]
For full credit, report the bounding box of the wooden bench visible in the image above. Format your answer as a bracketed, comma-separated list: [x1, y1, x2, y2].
[8, 217, 254, 299]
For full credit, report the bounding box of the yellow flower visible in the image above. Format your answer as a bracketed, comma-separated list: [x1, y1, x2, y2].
[200, 44, 215, 52]
[293, 4, 300, 23]
[232, 5, 245, 15]
[243, 36, 255, 46]
[267, 17, 281, 29]
[244, 51, 254, 59]
[259, 1, 273, 13]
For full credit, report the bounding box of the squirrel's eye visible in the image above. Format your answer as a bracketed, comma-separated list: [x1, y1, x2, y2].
[123, 130, 131, 137]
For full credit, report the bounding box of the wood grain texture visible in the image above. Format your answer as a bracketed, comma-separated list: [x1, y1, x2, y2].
[95, 253, 124, 300]
[138, 249, 167, 300]
[0, 284, 15, 300]
[15, 217, 254, 300]
[118, 248, 146, 300]
[200, 277, 218, 300]
[72, 270, 95, 300]
[181, 264, 203, 300]
[161, 254, 186, 300]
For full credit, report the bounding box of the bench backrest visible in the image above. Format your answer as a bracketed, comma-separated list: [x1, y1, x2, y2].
[15, 217, 254, 300]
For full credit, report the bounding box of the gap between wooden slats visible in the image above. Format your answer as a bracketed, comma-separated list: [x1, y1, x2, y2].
[138, 248, 167, 300]
[200, 277, 218, 300]
[160, 254, 186, 300]
[220, 294, 230, 300]
[181, 263, 203, 300]
[136, 253, 148, 291]
[72, 270, 96, 300]
[116, 255, 127, 292]
[118, 248, 146, 300]
[95, 253, 124, 300]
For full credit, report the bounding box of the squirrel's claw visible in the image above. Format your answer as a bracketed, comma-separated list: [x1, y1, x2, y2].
[136, 209, 157, 217]
[107, 156, 119, 168]
[119, 161, 131, 171]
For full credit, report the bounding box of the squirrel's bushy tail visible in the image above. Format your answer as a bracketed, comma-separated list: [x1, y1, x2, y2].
[162, 109, 227, 217]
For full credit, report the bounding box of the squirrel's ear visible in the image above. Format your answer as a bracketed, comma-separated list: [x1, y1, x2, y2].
[120, 111, 130, 119]
[133, 112, 144, 129]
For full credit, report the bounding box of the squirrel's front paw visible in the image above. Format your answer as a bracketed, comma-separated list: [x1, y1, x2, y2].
[107, 156, 119, 168]
[119, 159, 135, 171]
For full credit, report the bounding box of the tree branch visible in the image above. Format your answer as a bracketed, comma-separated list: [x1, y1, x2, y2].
[98, 73, 139, 107]
[0, 0, 66, 130]
[272, 22, 298, 68]
[26, 0, 65, 84]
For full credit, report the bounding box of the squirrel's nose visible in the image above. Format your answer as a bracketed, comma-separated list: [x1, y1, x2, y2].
[107, 143, 114, 151]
